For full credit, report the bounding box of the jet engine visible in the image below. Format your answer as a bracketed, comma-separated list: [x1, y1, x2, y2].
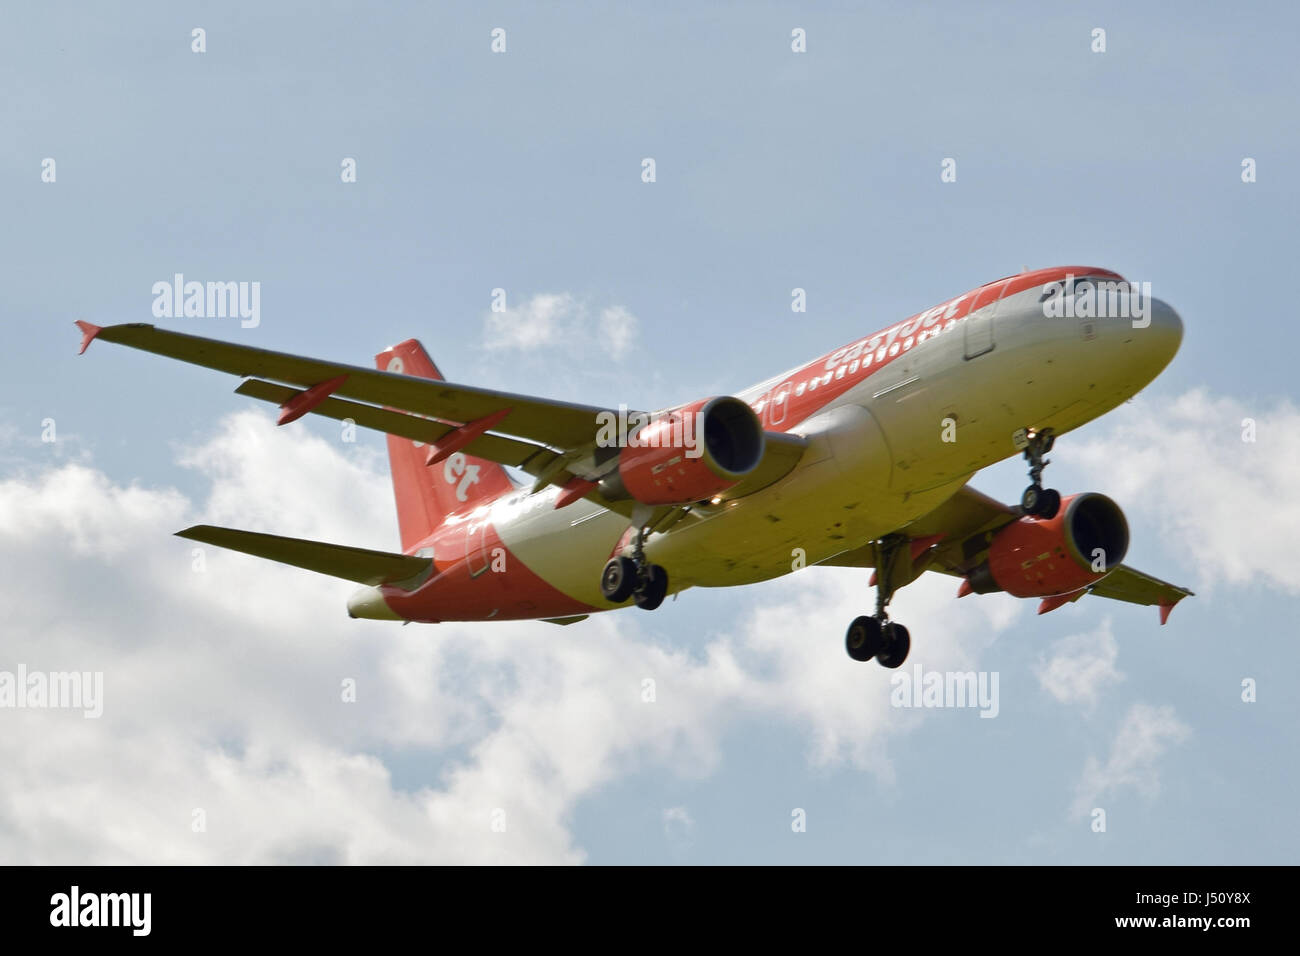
[599, 396, 765, 506]
[967, 493, 1129, 598]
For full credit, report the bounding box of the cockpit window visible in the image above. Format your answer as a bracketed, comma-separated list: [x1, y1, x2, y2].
[1040, 275, 1109, 301]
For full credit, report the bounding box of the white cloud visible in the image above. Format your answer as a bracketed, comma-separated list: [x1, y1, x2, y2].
[662, 806, 693, 836]
[598, 305, 639, 360]
[0, 410, 1022, 863]
[662, 805, 694, 858]
[717, 569, 1022, 774]
[1072, 389, 1300, 595]
[482, 292, 576, 352]
[482, 292, 640, 360]
[1034, 621, 1123, 711]
[1070, 702, 1191, 819]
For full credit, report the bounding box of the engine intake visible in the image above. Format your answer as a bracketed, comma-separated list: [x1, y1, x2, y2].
[600, 396, 765, 506]
[968, 492, 1129, 598]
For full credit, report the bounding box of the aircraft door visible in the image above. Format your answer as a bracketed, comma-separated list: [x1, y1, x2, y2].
[768, 381, 793, 427]
[963, 278, 1010, 359]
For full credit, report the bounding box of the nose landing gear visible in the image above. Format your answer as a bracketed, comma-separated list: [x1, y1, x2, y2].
[844, 534, 912, 668]
[1020, 428, 1061, 519]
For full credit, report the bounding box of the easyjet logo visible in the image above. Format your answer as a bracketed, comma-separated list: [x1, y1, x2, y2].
[823, 294, 969, 371]
[443, 452, 480, 502]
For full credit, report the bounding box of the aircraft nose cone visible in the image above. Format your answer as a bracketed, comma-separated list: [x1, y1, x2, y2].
[1149, 297, 1183, 339]
[1143, 297, 1184, 364]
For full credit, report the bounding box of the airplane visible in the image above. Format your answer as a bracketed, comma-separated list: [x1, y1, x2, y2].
[74, 265, 1192, 667]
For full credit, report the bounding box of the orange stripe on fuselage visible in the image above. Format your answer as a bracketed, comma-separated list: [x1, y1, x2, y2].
[379, 509, 596, 622]
[746, 265, 1123, 433]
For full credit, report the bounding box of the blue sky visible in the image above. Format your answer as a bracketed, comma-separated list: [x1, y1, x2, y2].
[1, 2, 1297, 863]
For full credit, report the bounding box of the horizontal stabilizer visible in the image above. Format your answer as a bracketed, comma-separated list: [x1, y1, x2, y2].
[176, 525, 431, 586]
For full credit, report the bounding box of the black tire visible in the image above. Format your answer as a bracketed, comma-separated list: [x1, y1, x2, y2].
[1021, 485, 1041, 514]
[845, 615, 883, 662]
[1036, 488, 1061, 520]
[877, 622, 911, 669]
[600, 556, 637, 603]
[633, 564, 668, 610]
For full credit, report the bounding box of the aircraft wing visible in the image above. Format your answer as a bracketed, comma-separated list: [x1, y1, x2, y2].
[819, 484, 1193, 623]
[76, 323, 807, 520]
[1085, 564, 1196, 622]
[79, 322, 608, 449]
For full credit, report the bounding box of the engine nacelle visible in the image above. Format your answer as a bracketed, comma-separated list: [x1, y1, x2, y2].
[967, 493, 1129, 598]
[599, 396, 765, 506]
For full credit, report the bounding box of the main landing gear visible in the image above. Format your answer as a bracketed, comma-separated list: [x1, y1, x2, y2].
[845, 534, 911, 668]
[600, 522, 669, 611]
[1019, 427, 1061, 519]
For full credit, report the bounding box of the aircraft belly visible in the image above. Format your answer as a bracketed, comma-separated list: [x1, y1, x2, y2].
[880, 319, 1140, 492]
[496, 395, 985, 597]
[645, 402, 924, 588]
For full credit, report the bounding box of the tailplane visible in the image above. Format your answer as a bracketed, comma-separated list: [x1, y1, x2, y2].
[176, 526, 430, 585]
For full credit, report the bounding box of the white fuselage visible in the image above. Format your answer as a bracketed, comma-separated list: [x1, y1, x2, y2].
[486, 281, 1183, 610]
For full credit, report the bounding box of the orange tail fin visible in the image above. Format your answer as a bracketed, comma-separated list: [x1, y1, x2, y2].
[375, 340, 514, 552]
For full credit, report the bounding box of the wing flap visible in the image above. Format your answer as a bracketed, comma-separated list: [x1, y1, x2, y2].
[234, 379, 565, 474]
[176, 525, 432, 587]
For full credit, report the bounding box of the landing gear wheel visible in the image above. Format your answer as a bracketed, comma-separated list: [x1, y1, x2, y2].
[633, 564, 669, 611]
[1020, 485, 1061, 519]
[603, 511, 671, 610]
[600, 556, 637, 603]
[1035, 488, 1060, 519]
[876, 622, 911, 669]
[844, 535, 913, 665]
[845, 615, 884, 662]
[1020, 428, 1061, 519]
